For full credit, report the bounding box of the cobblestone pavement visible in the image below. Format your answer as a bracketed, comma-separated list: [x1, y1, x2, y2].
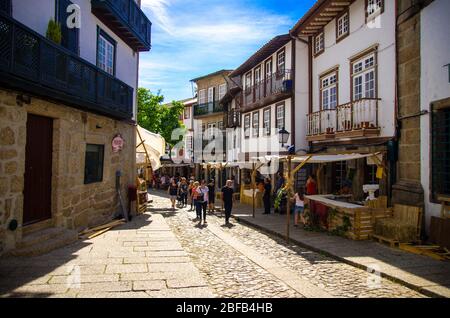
[151, 191, 426, 298]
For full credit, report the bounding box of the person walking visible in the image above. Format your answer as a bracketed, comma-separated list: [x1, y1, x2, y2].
[196, 180, 209, 224]
[179, 177, 188, 207]
[168, 180, 178, 209]
[188, 180, 195, 211]
[207, 179, 215, 213]
[293, 188, 306, 227]
[192, 181, 201, 218]
[221, 180, 234, 225]
[263, 178, 272, 215]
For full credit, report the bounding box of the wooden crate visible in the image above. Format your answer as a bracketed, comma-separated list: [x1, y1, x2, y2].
[328, 207, 392, 241]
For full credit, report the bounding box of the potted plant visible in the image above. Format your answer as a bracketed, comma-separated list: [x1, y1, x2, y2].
[46, 19, 62, 44]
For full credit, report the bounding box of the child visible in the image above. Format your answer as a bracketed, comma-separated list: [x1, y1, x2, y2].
[293, 188, 306, 226]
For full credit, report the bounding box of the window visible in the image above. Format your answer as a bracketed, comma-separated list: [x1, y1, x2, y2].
[97, 30, 115, 75]
[184, 107, 190, 119]
[263, 108, 271, 136]
[276, 103, 285, 129]
[58, 0, 79, 54]
[431, 105, 450, 200]
[277, 50, 285, 75]
[351, 52, 376, 101]
[84, 144, 104, 184]
[314, 32, 324, 56]
[336, 11, 349, 41]
[265, 59, 272, 79]
[218, 84, 227, 100]
[321, 72, 338, 110]
[198, 89, 206, 104]
[208, 87, 214, 103]
[366, 0, 384, 21]
[244, 114, 251, 138]
[252, 111, 259, 137]
[254, 67, 262, 84]
[218, 121, 224, 131]
[245, 72, 252, 91]
[187, 136, 193, 152]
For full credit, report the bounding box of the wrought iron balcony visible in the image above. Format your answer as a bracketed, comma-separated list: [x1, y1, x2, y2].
[225, 109, 241, 128]
[193, 101, 224, 117]
[91, 0, 152, 51]
[242, 70, 292, 110]
[306, 98, 380, 141]
[0, 13, 133, 119]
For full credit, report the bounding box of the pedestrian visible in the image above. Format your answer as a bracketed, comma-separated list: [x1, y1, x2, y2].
[168, 179, 179, 209]
[192, 181, 201, 218]
[207, 179, 215, 213]
[221, 180, 234, 225]
[293, 188, 306, 227]
[263, 177, 272, 215]
[179, 177, 188, 207]
[196, 180, 209, 224]
[188, 180, 195, 211]
[306, 174, 317, 195]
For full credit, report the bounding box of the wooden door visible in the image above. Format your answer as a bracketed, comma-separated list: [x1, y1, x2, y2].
[23, 114, 53, 225]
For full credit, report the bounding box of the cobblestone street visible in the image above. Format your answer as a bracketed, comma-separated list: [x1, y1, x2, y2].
[0, 191, 428, 298]
[153, 192, 425, 298]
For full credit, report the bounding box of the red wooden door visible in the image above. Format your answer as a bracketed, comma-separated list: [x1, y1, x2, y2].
[23, 114, 53, 225]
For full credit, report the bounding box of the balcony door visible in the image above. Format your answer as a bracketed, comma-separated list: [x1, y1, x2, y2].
[57, 0, 79, 55]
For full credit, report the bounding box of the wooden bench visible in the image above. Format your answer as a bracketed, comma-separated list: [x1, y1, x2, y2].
[373, 204, 423, 244]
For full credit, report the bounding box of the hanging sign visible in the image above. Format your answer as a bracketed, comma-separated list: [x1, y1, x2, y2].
[112, 134, 124, 153]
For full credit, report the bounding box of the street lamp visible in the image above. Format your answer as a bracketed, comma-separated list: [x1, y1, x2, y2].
[279, 128, 292, 243]
[278, 127, 290, 147]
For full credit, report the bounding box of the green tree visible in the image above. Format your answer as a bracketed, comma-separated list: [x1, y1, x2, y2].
[137, 88, 185, 147]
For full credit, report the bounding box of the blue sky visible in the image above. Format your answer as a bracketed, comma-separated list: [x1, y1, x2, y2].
[139, 0, 316, 102]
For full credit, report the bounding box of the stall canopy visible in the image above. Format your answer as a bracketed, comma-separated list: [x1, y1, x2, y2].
[250, 152, 383, 165]
[136, 126, 166, 170]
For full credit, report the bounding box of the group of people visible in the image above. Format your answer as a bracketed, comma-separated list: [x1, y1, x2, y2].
[166, 176, 235, 226]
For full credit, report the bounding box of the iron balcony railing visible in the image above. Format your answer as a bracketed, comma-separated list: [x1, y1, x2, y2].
[307, 98, 380, 136]
[91, 0, 152, 51]
[0, 13, 133, 119]
[193, 101, 224, 117]
[243, 70, 292, 107]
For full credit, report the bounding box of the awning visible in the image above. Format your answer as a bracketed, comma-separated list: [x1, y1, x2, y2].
[136, 126, 166, 171]
[251, 152, 383, 164]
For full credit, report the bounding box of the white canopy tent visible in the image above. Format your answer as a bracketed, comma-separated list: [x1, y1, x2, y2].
[136, 126, 166, 171]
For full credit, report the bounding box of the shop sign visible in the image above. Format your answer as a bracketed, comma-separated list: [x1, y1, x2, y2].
[112, 134, 124, 153]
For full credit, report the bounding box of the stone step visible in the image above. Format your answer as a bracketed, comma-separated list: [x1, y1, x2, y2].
[11, 229, 78, 257]
[22, 219, 54, 236]
[17, 227, 67, 249]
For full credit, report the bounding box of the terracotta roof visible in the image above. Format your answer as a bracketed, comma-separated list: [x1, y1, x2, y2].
[190, 69, 233, 82]
[229, 34, 292, 77]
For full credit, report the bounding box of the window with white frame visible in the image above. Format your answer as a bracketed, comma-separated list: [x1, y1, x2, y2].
[352, 52, 376, 101]
[367, 0, 384, 20]
[218, 84, 227, 100]
[184, 107, 190, 119]
[276, 103, 285, 129]
[245, 72, 252, 91]
[97, 34, 115, 75]
[337, 12, 349, 40]
[321, 72, 338, 110]
[198, 89, 206, 104]
[254, 67, 261, 84]
[263, 108, 271, 136]
[314, 32, 324, 55]
[218, 121, 224, 131]
[277, 50, 285, 74]
[244, 114, 251, 138]
[208, 87, 214, 103]
[252, 111, 259, 137]
[265, 59, 272, 79]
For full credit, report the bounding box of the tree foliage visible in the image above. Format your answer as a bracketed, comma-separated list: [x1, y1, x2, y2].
[137, 88, 185, 147]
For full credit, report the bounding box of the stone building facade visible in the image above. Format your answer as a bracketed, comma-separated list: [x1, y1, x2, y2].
[0, 90, 135, 255]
